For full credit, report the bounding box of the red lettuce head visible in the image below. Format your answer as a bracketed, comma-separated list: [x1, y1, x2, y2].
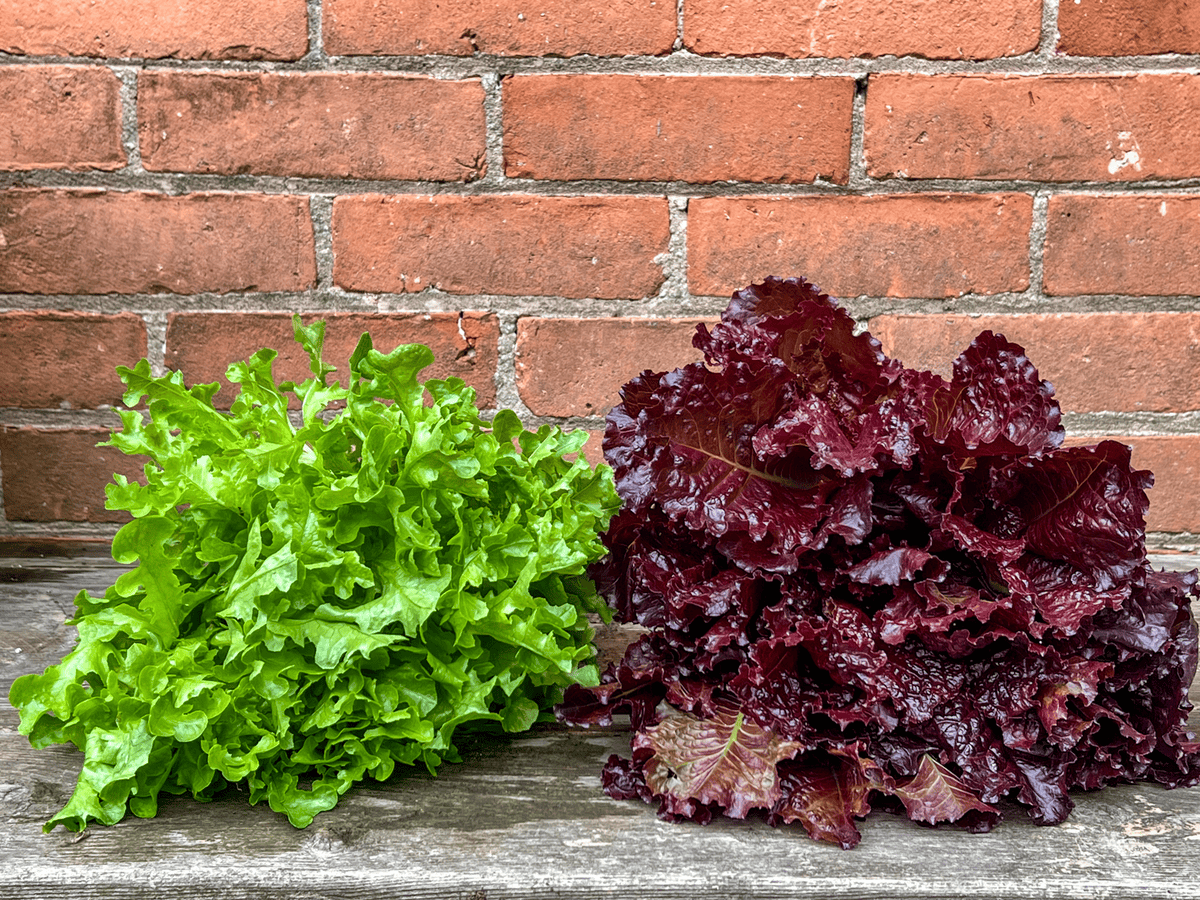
[558, 276, 1200, 848]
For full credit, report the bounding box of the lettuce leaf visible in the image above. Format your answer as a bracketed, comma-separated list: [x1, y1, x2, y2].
[10, 317, 619, 832]
[559, 276, 1200, 847]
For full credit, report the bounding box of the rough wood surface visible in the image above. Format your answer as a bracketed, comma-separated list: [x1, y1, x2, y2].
[2, 549, 1199, 900]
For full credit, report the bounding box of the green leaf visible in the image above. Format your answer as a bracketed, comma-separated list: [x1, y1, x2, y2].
[8, 323, 618, 833]
[266, 617, 398, 669]
[218, 527, 299, 623]
[292, 315, 336, 384]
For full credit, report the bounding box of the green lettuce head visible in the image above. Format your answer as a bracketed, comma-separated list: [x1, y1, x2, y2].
[10, 317, 619, 831]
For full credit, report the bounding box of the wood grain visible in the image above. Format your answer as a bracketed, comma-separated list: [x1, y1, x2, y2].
[1, 551, 1198, 900]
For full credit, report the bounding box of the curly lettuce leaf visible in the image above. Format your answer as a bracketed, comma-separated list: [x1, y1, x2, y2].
[11, 316, 619, 832]
[560, 276, 1200, 847]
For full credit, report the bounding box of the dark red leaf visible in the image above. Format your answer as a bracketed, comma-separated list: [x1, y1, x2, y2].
[558, 276, 1200, 847]
[894, 754, 1000, 826]
[925, 330, 1064, 459]
[634, 701, 802, 819]
[770, 752, 886, 848]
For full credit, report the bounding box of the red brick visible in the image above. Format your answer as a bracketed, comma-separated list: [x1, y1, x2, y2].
[0, 190, 315, 295]
[504, 75, 854, 184]
[0, 0, 307, 60]
[324, 0, 675, 57]
[1125, 436, 1200, 534]
[0, 311, 146, 409]
[683, 0, 1040, 59]
[332, 195, 669, 299]
[688, 194, 1032, 299]
[0, 66, 125, 172]
[866, 74, 1200, 182]
[139, 72, 486, 181]
[1044, 194, 1200, 297]
[165, 312, 499, 408]
[516, 317, 710, 417]
[0, 427, 144, 523]
[869, 313, 1200, 413]
[1058, 0, 1200, 56]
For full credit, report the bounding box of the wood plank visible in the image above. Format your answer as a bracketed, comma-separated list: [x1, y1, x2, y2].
[3, 722, 1200, 900]
[1, 551, 1199, 900]
[0, 554, 126, 697]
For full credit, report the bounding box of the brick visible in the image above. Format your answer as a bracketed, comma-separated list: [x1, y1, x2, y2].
[140, 72, 486, 181]
[504, 75, 854, 184]
[1058, 0, 1200, 56]
[0, 311, 146, 409]
[516, 317, 710, 417]
[866, 74, 1200, 182]
[324, 0, 675, 57]
[333, 195, 669, 299]
[0, 190, 315, 295]
[1044, 194, 1200, 297]
[688, 194, 1032, 299]
[165, 312, 499, 408]
[0, 66, 125, 172]
[0, 427, 144, 523]
[1126, 436, 1200, 534]
[683, 0, 1040, 59]
[869, 313, 1200, 414]
[0, 0, 307, 60]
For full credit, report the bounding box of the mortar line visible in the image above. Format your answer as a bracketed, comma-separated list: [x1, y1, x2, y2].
[6, 52, 1200, 77]
[0, 409, 128, 429]
[848, 73, 870, 188]
[654, 195, 691, 306]
[1063, 410, 1200, 435]
[480, 72, 506, 186]
[17, 168, 1200, 200]
[493, 312, 530, 419]
[1041, 0, 1062, 57]
[113, 64, 144, 174]
[676, 0, 685, 52]
[309, 194, 336, 292]
[143, 311, 170, 377]
[306, 0, 325, 63]
[1146, 532, 1200, 552]
[4, 290, 1200, 318]
[1028, 190, 1050, 298]
[0, 520, 123, 540]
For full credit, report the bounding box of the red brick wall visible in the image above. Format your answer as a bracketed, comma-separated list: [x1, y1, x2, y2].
[1, 0, 1198, 545]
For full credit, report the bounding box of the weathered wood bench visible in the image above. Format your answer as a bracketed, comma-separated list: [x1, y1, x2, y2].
[3, 541, 1199, 900]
